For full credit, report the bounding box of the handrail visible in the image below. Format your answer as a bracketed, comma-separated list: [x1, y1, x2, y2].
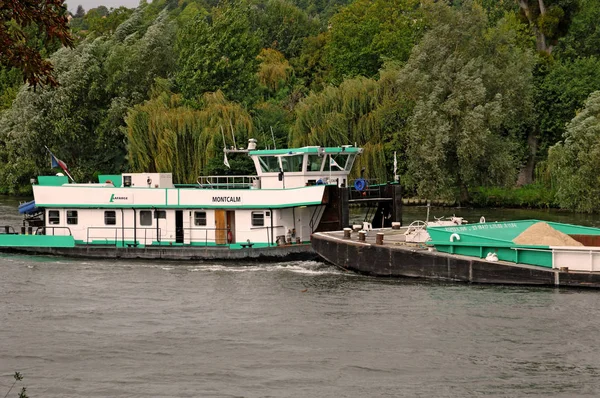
[86, 227, 161, 247]
[196, 175, 259, 189]
[35, 226, 73, 236]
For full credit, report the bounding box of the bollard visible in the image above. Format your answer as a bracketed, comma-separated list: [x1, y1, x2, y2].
[27, 226, 33, 235]
[343, 228, 352, 239]
[296, 237, 301, 244]
[352, 224, 362, 232]
[20, 226, 25, 235]
[391, 222, 401, 230]
[376, 232, 384, 245]
[358, 230, 366, 242]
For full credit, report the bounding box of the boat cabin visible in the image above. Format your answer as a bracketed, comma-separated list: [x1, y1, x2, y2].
[21, 144, 363, 250]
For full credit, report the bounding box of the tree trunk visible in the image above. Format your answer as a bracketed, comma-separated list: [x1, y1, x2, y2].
[517, 130, 538, 186]
[517, 0, 553, 54]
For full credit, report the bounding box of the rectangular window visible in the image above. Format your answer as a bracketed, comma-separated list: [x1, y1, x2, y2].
[154, 210, 166, 219]
[251, 211, 264, 227]
[281, 155, 304, 172]
[48, 210, 60, 225]
[308, 155, 324, 172]
[258, 156, 280, 172]
[104, 211, 116, 225]
[140, 210, 152, 226]
[194, 211, 207, 226]
[66, 210, 78, 225]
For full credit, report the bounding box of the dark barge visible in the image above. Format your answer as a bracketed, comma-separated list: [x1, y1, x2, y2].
[311, 228, 600, 289]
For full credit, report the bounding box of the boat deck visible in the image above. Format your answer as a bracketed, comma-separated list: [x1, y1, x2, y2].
[312, 228, 600, 289]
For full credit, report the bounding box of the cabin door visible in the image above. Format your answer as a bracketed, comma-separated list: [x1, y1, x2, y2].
[175, 210, 184, 243]
[215, 210, 227, 244]
[226, 211, 235, 243]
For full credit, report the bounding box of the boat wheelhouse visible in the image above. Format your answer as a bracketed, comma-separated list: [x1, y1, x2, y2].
[9, 143, 363, 259]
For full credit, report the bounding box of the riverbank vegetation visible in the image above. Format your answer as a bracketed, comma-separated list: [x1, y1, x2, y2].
[1, 0, 599, 211]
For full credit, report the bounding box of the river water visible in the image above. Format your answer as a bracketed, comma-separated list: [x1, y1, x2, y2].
[2, 197, 600, 397]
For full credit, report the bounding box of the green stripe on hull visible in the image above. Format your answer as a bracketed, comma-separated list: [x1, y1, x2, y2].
[0, 235, 75, 248]
[33, 201, 322, 209]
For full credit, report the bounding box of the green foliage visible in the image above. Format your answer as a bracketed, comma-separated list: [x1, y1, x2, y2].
[535, 56, 600, 156]
[0, 8, 176, 191]
[470, 184, 557, 208]
[547, 91, 600, 212]
[126, 90, 254, 182]
[290, 68, 408, 182]
[555, 0, 600, 58]
[325, 0, 424, 83]
[176, 0, 261, 104]
[250, 0, 319, 59]
[399, 1, 535, 201]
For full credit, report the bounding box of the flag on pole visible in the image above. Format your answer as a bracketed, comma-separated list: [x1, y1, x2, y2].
[393, 151, 398, 182]
[45, 146, 74, 182]
[330, 156, 342, 170]
[224, 151, 230, 168]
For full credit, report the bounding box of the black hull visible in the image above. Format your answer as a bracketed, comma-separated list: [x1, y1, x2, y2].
[0, 244, 317, 262]
[312, 232, 600, 289]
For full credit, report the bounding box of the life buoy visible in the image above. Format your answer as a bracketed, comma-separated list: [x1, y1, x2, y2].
[354, 178, 367, 192]
[227, 230, 233, 244]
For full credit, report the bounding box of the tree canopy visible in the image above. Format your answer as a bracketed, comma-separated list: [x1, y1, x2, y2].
[0, 0, 73, 87]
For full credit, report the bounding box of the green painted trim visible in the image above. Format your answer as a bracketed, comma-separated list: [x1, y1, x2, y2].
[249, 146, 362, 155]
[38, 176, 69, 186]
[35, 201, 323, 209]
[0, 234, 75, 248]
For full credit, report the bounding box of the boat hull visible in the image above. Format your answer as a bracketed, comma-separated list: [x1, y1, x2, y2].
[0, 243, 317, 261]
[312, 230, 600, 289]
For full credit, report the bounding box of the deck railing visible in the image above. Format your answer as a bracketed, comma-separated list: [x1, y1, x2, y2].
[195, 175, 260, 189]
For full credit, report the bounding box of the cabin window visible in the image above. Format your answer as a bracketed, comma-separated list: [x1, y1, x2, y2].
[258, 156, 281, 173]
[251, 211, 265, 227]
[308, 155, 324, 172]
[345, 154, 356, 171]
[265, 211, 270, 217]
[48, 210, 60, 225]
[281, 155, 304, 172]
[154, 210, 166, 219]
[104, 211, 116, 225]
[66, 210, 78, 225]
[194, 211, 207, 226]
[140, 210, 152, 226]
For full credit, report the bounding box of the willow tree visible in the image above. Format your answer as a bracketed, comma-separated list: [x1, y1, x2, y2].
[399, 2, 535, 201]
[547, 91, 600, 212]
[289, 68, 409, 182]
[126, 90, 253, 183]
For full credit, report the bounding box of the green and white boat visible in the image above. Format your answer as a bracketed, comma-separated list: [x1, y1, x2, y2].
[6, 141, 363, 260]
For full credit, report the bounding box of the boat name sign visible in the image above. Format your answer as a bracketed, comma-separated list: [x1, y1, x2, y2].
[212, 196, 242, 203]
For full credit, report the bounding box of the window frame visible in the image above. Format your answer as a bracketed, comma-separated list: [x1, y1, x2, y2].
[139, 210, 153, 226]
[194, 211, 207, 226]
[48, 210, 60, 225]
[66, 210, 78, 225]
[251, 211, 265, 227]
[104, 210, 117, 226]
